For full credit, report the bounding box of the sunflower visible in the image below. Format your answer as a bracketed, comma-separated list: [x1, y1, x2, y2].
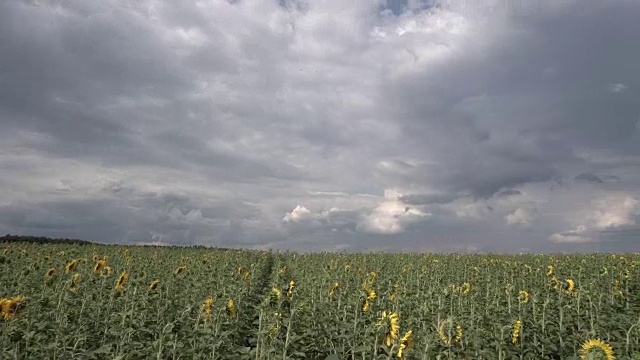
[2, 248, 9, 256]
[461, 282, 471, 295]
[512, 320, 522, 344]
[148, 280, 160, 291]
[70, 273, 81, 292]
[94, 259, 107, 274]
[104, 266, 112, 276]
[44, 255, 51, 262]
[174, 266, 186, 276]
[287, 280, 295, 298]
[563, 278, 575, 294]
[397, 330, 413, 359]
[550, 276, 560, 290]
[92, 254, 99, 262]
[344, 264, 351, 272]
[278, 266, 287, 276]
[115, 271, 129, 291]
[0, 296, 25, 320]
[329, 282, 340, 297]
[45, 268, 56, 278]
[362, 289, 376, 312]
[202, 297, 214, 319]
[579, 339, 615, 360]
[243, 271, 251, 284]
[65, 259, 79, 273]
[546, 265, 554, 276]
[377, 311, 400, 347]
[518, 290, 529, 304]
[438, 317, 462, 346]
[227, 299, 237, 316]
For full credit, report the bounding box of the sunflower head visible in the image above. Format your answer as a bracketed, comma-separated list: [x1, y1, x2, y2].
[94, 259, 106, 274]
[174, 266, 186, 276]
[579, 338, 615, 360]
[546, 265, 554, 276]
[518, 290, 530, 304]
[397, 330, 413, 359]
[70, 273, 81, 292]
[563, 278, 576, 294]
[438, 317, 462, 346]
[148, 280, 160, 291]
[287, 280, 295, 298]
[0, 296, 26, 320]
[203, 297, 214, 319]
[115, 271, 129, 291]
[461, 282, 471, 295]
[377, 311, 400, 347]
[512, 320, 522, 344]
[227, 299, 237, 316]
[65, 259, 79, 273]
[329, 282, 339, 297]
[46, 268, 56, 278]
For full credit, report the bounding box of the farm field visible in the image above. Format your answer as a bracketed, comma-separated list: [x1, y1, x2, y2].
[1, 241, 640, 359]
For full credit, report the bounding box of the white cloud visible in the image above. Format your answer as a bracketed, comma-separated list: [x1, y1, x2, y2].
[282, 205, 313, 223]
[357, 189, 431, 234]
[549, 194, 640, 243]
[506, 207, 537, 227]
[590, 195, 639, 230]
[549, 225, 593, 243]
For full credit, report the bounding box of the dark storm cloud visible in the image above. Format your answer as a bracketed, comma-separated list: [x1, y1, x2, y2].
[1, 0, 639, 251]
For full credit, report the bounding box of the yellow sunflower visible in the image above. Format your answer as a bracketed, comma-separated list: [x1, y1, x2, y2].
[65, 259, 79, 273]
[94, 259, 106, 274]
[287, 280, 295, 298]
[174, 266, 186, 276]
[0, 296, 26, 320]
[70, 273, 81, 292]
[461, 282, 471, 295]
[579, 339, 615, 360]
[518, 290, 530, 304]
[438, 317, 462, 346]
[203, 297, 214, 319]
[377, 311, 400, 347]
[115, 271, 129, 291]
[546, 265, 554, 276]
[148, 280, 160, 291]
[329, 282, 339, 297]
[397, 330, 413, 359]
[227, 299, 237, 316]
[362, 289, 376, 312]
[563, 278, 575, 294]
[45, 268, 56, 278]
[512, 320, 522, 344]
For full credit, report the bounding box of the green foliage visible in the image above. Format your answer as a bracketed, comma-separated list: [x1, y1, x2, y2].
[1, 243, 639, 359]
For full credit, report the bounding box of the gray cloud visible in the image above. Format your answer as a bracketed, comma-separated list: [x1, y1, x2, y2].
[574, 172, 603, 184]
[1, 0, 639, 251]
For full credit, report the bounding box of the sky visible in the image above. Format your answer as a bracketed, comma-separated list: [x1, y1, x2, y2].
[1, 0, 639, 253]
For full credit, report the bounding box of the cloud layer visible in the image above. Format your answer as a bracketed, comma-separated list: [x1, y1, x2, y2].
[1, 0, 639, 252]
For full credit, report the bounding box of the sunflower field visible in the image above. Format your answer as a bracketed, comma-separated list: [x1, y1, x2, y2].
[1, 242, 640, 359]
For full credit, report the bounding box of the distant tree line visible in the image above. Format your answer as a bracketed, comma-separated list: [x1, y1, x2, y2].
[0, 234, 242, 251]
[0, 234, 94, 245]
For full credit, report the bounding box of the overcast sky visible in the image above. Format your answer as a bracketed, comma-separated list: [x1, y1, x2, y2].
[1, 0, 639, 252]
